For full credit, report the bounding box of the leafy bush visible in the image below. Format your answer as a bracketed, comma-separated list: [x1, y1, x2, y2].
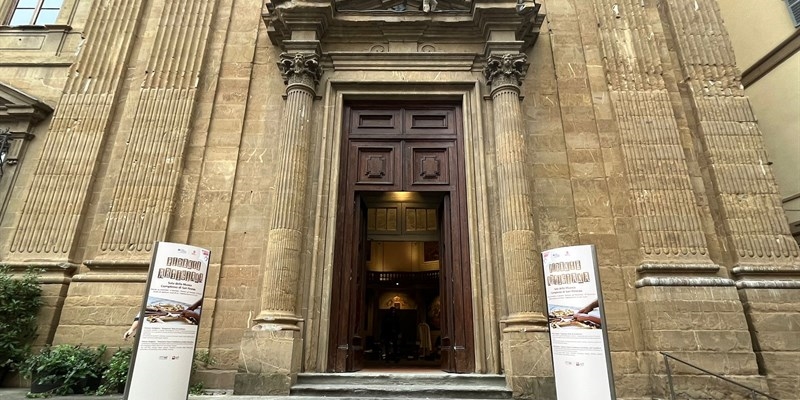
[189, 350, 216, 395]
[96, 347, 131, 395]
[21, 344, 107, 396]
[0, 266, 42, 373]
[92, 348, 213, 395]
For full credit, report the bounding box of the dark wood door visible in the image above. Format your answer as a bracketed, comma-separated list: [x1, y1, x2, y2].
[438, 194, 474, 373]
[329, 194, 367, 372]
[329, 103, 474, 373]
[351, 195, 367, 371]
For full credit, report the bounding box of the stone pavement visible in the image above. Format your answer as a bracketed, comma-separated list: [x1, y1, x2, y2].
[0, 388, 483, 400]
[0, 389, 305, 400]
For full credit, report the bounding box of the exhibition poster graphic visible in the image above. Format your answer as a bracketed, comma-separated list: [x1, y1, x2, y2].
[126, 242, 210, 400]
[541, 244, 615, 400]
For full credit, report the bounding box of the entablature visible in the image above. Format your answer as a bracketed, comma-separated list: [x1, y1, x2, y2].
[263, 0, 544, 57]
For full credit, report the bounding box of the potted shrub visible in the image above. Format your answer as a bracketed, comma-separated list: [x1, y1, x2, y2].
[96, 347, 131, 395]
[0, 266, 42, 382]
[22, 344, 107, 395]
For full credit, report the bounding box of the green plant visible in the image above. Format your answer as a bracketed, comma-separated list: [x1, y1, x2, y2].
[188, 350, 216, 395]
[21, 344, 107, 396]
[0, 266, 42, 375]
[96, 347, 131, 395]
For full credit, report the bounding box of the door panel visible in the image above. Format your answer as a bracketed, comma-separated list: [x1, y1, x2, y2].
[404, 108, 458, 136]
[350, 196, 367, 371]
[439, 198, 453, 371]
[351, 142, 402, 191]
[438, 194, 474, 373]
[329, 194, 367, 372]
[404, 141, 456, 190]
[348, 108, 403, 135]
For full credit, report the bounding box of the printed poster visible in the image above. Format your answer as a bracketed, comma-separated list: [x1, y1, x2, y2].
[541, 244, 615, 400]
[125, 242, 210, 400]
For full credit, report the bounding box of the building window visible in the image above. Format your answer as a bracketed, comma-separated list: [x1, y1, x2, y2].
[789, 0, 800, 27]
[6, 0, 63, 26]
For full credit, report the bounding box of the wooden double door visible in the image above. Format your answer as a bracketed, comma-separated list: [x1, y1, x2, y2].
[328, 103, 474, 373]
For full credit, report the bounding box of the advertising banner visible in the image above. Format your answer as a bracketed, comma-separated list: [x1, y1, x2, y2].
[125, 242, 210, 400]
[541, 244, 615, 400]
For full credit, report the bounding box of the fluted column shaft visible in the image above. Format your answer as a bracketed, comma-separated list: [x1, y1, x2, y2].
[254, 53, 322, 330]
[485, 54, 547, 331]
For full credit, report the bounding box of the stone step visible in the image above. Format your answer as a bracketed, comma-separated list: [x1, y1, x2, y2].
[296, 372, 507, 386]
[291, 373, 511, 399]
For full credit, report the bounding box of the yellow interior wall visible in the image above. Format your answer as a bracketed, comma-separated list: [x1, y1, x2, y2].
[367, 241, 440, 272]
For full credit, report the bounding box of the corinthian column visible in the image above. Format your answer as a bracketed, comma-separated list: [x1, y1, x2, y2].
[253, 52, 322, 330]
[235, 52, 322, 395]
[486, 53, 554, 398]
[485, 54, 547, 331]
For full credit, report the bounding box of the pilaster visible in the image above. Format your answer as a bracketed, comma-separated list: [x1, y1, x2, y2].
[658, 1, 800, 398]
[6, 0, 148, 261]
[591, 0, 767, 397]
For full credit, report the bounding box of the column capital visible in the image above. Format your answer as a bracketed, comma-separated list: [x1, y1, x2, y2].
[278, 52, 323, 93]
[484, 53, 528, 91]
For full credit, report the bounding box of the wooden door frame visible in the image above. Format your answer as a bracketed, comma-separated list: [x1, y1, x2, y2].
[327, 102, 475, 373]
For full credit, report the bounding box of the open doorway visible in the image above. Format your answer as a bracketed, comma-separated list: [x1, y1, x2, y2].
[363, 239, 443, 369]
[327, 103, 474, 374]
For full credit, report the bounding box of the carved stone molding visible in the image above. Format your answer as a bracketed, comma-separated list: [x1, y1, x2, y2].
[0, 82, 53, 165]
[484, 53, 528, 90]
[278, 53, 323, 91]
[263, 0, 544, 55]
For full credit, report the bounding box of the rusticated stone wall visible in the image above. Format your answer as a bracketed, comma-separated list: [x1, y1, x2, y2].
[523, 0, 642, 394]
[47, 0, 224, 352]
[8, 0, 147, 258]
[658, 1, 800, 398]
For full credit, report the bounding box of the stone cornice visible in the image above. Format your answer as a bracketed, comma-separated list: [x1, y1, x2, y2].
[263, 0, 543, 53]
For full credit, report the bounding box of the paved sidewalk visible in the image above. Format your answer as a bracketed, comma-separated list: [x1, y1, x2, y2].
[0, 389, 472, 400]
[0, 388, 312, 400]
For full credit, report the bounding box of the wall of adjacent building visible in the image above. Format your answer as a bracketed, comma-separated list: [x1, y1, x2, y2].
[718, 0, 800, 241]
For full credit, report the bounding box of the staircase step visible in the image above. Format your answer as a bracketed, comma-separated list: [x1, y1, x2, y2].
[291, 373, 511, 399]
[296, 372, 507, 386]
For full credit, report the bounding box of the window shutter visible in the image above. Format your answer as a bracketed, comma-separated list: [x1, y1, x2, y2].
[789, 0, 800, 27]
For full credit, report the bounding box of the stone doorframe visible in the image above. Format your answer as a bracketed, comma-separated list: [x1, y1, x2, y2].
[303, 81, 501, 374]
[234, 0, 548, 395]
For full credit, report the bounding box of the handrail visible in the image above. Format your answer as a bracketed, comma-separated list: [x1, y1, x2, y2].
[660, 352, 778, 400]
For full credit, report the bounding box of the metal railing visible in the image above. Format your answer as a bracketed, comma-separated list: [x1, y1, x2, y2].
[661, 352, 778, 400]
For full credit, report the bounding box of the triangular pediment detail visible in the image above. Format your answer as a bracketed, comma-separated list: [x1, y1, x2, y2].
[0, 81, 53, 122]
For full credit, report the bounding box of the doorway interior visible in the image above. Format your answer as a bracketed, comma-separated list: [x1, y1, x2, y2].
[362, 193, 443, 370]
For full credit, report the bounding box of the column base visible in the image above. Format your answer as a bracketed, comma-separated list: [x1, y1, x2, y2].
[233, 330, 302, 395]
[501, 330, 555, 399]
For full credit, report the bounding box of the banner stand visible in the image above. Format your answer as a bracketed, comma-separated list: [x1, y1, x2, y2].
[124, 242, 211, 400]
[541, 244, 616, 400]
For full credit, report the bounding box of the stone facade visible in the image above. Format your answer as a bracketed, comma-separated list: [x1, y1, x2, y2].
[0, 0, 798, 399]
